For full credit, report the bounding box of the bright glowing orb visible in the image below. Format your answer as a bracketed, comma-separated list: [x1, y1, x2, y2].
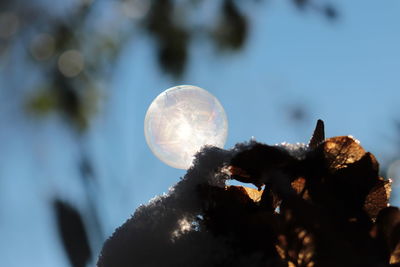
[144, 85, 228, 169]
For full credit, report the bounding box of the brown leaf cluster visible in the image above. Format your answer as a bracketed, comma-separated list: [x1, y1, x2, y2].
[197, 122, 396, 266]
[98, 121, 397, 267]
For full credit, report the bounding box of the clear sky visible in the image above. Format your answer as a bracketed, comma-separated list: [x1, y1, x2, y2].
[1, 0, 400, 266]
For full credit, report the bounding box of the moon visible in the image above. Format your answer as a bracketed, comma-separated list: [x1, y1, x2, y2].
[144, 85, 228, 169]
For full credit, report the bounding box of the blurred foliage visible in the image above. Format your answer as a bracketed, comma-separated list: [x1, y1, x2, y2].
[0, 0, 337, 131]
[213, 0, 248, 50]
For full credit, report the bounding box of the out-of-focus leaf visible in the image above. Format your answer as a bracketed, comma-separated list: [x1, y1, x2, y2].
[292, 0, 338, 20]
[293, 0, 308, 9]
[157, 28, 188, 78]
[213, 0, 248, 50]
[146, 0, 173, 36]
[324, 5, 338, 20]
[79, 154, 95, 180]
[53, 199, 92, 267]
[145, 0, 188, 77]
[26, 89, 58, 115]
[55, 74, 89, 131]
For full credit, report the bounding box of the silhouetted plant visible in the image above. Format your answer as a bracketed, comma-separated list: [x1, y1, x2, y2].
[98, 120, 396, 267]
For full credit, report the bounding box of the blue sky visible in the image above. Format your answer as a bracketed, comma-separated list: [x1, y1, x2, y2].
[1, 0, 400, 266]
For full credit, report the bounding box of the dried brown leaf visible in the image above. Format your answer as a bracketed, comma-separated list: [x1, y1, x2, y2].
[391, 243, 400, 264]
[291, 177, 306, 194]
[241, 186, 263, 202]
[376, 207, 400, 259]
[291, 177, 311, 201]
[364, 178, 392, 218]
[322, 136, 366, 171]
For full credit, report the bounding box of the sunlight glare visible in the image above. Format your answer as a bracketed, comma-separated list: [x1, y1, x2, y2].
[144, 85, 228, 169]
